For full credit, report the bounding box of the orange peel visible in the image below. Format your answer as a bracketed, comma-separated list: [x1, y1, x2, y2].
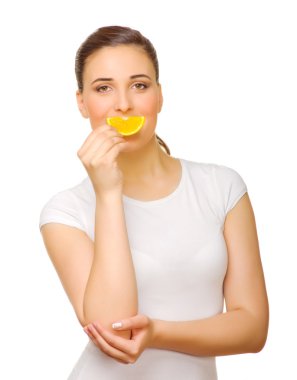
[106, 116, 145, 136]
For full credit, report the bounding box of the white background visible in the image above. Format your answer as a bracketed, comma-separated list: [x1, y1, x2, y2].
[0, 0, 296, 378]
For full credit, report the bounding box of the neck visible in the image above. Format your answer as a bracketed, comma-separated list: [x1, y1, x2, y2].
[117, 135, 171, 182]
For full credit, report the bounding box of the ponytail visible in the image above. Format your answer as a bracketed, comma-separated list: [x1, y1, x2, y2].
[156, 135, 170, 155]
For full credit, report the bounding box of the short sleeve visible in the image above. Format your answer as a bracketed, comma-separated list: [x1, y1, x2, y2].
[39, 190, 86, 232]
[214, 165, 248, 216]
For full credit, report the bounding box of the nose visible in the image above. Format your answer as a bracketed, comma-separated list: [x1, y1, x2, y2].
[114, 88, 132, 113]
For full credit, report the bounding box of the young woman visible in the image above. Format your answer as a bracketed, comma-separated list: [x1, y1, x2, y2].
[39, 26, 269, 379]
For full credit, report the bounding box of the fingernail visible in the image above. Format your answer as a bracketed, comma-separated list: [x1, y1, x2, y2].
[112, 322, 123, 329]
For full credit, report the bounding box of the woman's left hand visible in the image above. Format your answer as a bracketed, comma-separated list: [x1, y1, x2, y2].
[84, 314, 154, 364]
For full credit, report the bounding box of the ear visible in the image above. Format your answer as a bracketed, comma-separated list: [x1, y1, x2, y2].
[157, 84, 163, 113]
[76, 90, 89, 118]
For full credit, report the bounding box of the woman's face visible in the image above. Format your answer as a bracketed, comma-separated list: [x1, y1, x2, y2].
[77, 44, 163, 149]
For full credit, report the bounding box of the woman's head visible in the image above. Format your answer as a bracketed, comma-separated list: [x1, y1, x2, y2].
[75, 26, 159, 92]
[75, 26, 170, 155]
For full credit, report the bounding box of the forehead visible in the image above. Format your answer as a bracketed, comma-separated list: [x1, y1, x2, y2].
[84, 45, 155, 79]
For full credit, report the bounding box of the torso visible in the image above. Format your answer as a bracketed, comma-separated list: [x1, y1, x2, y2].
[40, 159, 247, 380]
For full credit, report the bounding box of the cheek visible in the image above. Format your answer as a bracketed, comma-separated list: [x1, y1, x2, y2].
[136, 93, 161, 115]
[85, 95, 112, 125]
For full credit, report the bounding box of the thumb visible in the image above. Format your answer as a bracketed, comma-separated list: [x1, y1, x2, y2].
[112, 314, 149, 330]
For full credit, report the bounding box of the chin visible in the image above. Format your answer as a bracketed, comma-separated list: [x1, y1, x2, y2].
[120, 141, 141, 154]
[121, 130, 156, 153]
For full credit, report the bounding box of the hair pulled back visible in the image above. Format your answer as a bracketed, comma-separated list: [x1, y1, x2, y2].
[75, 26, 170, 155]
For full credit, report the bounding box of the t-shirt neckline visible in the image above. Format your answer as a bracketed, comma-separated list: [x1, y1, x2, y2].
[123, 158, 185, 207]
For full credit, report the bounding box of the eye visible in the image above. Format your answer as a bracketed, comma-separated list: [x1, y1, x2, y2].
[95, 85, 112, 93]
[132, 82, 149, 90]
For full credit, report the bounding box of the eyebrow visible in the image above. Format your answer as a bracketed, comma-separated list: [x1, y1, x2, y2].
[91, 74, 152, 85]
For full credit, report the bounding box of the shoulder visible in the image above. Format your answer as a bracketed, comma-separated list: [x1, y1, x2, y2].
[181, 158, 247, 215]
[42, 176, 94, 208]
[181, 158, 243, 179]
[39, 177, 94, 232]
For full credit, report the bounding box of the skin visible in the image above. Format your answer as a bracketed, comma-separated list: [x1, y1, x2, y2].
[41, 44, 269, 365]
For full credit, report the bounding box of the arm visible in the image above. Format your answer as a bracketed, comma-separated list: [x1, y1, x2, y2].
[151, 193, 269, 355]
[86, 193, 269, 362]
[83, 191, 138, 328]
[40, 126, 138, 338]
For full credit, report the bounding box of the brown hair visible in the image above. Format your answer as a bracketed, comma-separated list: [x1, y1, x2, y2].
[75, 25, 170, 155]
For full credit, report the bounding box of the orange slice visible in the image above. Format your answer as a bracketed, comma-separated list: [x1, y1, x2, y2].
[106, 116, 145, 136]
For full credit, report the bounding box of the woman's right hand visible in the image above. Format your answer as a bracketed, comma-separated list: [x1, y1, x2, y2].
[77, 125, 127, 196]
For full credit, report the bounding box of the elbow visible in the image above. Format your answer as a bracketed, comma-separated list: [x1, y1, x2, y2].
[76, 307, 94, 327]
[77, 311, 88, 328]
[250, 330, 268, 353]
[79, 311, 131, 339]
[237, 309, 269, 354]
[79, 311, 100, 328]
[248, 318, 269, 353]
[250, 338, 266, 353]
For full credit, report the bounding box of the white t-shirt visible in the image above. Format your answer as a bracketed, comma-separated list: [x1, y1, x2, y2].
[39, 158, 247, 380]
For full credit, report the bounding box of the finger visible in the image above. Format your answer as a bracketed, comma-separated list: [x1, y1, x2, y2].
[84, 327, 128, 364]
[82, 134, 125, 163]
[77, 126, 119, 157]
[87, 324, 132, 363]
[112, 315, 149, 331]
[92, 323, 133, 353]
[87, 138, 127, 168]
[77, 124, 110, 153]
[78, 127, 120, 159]
[84, 326, 99, 346]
